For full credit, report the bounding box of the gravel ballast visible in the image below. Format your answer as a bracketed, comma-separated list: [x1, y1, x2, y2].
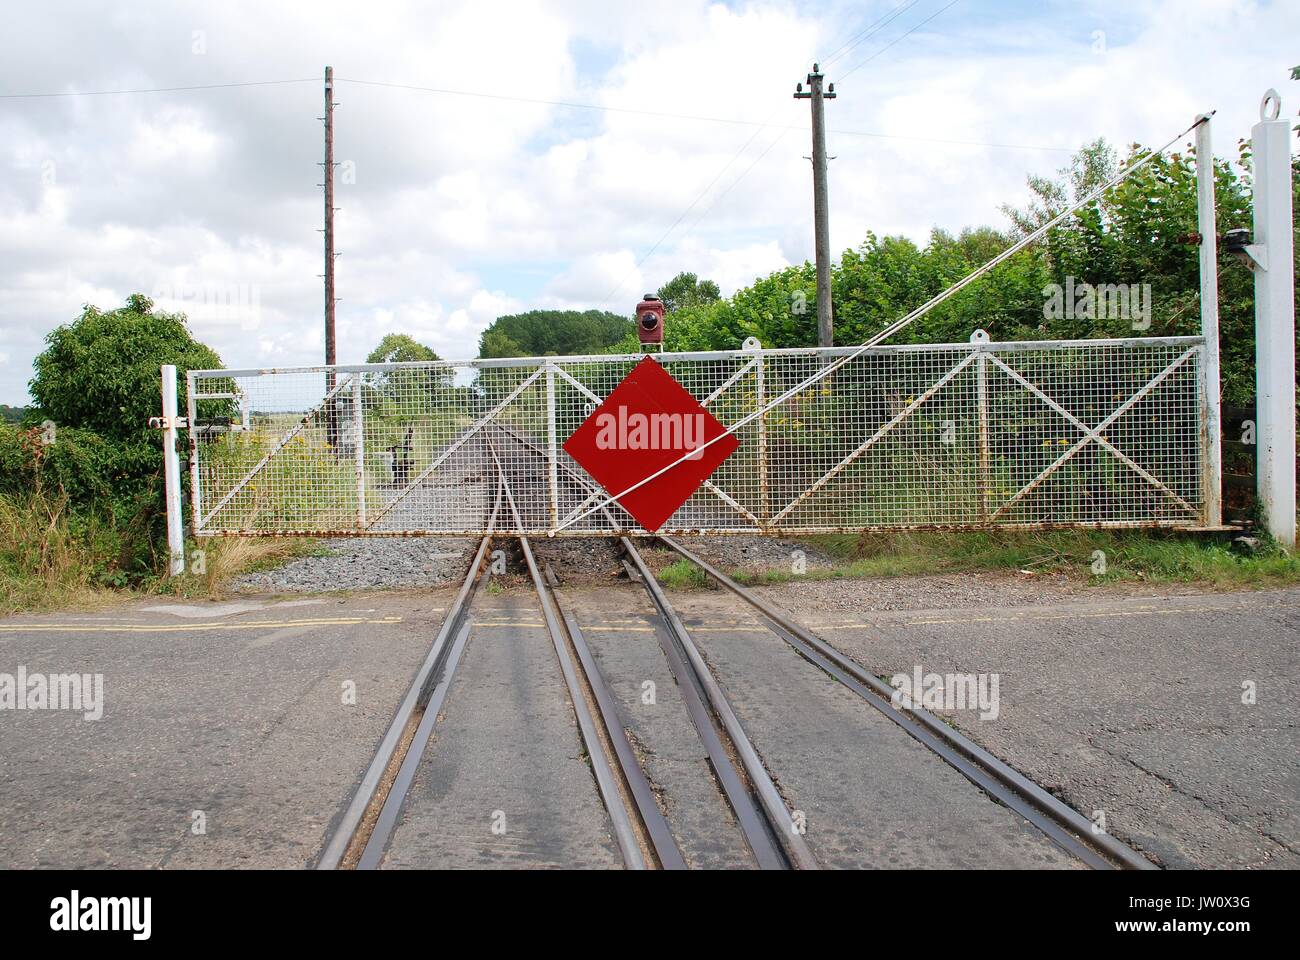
[231, 537, 480, 593]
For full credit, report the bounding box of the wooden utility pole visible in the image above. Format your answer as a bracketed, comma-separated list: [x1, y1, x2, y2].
[794, 63, 836, 347]
[323, 65, 337, 368]
[322, 66, 339, 447]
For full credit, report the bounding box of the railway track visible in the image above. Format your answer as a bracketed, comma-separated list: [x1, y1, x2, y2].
[496, 424, 1156, 871]
[654, 537, 1157, 871]
[318, 436, 818, 869]
[315, 473, 502, 870]
[318, 426, 1155, 870]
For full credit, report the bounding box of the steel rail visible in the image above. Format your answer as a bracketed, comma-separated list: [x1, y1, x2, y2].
[657, 536, 1158, 871]
[545, 566, 688, 870]
[517, 537, 648, 869]
[487, 438, 663, 870]
[494, 423, 803, 869]
[316, 478, 503, 870]
[356, 619, 474, 869]
[621, 537, 819, 870]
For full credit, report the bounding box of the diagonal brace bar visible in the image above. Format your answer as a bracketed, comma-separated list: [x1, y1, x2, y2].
[991, 347, 1198, 519]
[986, 353, 1199, 517]
[366, 368, 544, 527]
[770, 352, 977, 524]
[200, 372, 355, 529]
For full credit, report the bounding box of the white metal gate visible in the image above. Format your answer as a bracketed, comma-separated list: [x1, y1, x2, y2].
[184, 334, 1210, 537]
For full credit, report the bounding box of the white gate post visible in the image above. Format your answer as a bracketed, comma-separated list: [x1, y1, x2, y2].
[160, 364, 185, 575]
[1195, 113, 1224, 528]
[1251, 91, 1296, 549]
[353, 374, 366, 527]
[546, 361, 559, 531]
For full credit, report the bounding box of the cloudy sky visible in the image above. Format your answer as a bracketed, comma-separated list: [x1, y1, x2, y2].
[0, 0, 1295, 403]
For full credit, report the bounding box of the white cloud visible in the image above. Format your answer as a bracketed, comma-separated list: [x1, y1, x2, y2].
[543, 250, 640, 307]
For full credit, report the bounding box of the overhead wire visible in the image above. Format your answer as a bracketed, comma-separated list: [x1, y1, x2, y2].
[0, 77, 320, 99]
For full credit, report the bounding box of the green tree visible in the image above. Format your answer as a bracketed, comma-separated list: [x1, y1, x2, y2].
[30, 293, 222, 448]
[11, 294, 225, 587]
[656, 272, 721, 313]
[477, 310, 632, 358]
[366, 332, 442, 364]
[999, 139, 1282, 405]
[364, 332, 452, 411]
[479, 327, 527, 359]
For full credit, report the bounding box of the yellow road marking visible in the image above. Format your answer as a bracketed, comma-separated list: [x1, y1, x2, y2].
[0, 616, 404, 633]
[577, 624, 768, 634]
[685, 626, 769, 633]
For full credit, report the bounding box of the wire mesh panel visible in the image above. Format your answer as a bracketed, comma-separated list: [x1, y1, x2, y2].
[187, 335, 1208, 536]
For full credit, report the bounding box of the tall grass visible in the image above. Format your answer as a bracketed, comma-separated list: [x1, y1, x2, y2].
[171, 536, 315, 600]
[0, 489, 117, 614]
[0, 486, 318, 613]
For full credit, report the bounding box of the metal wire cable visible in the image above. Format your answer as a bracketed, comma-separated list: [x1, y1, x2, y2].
[0, 77, 320, 99]
[838, 0, 964, 82]
[821, 0, 927, 67]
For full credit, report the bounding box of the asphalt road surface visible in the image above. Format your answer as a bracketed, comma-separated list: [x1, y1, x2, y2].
[1, 580, 1294, 869]
[689, 581, 1300, 870]
[0, 592, 448, 868]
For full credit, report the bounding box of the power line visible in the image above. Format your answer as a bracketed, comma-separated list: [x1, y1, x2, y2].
[343, 77, 1065, 149]
[821, 0, 926, 67]
[0, 77, 319, 99]
[0, 69, 1065, 152]
[839, 0, 964, 81]
[836, 127, 1065, 152]
[598, 119, 775, 307]
[687, 127, 792, 234]
[336, 76, 775, 128]
[598, 0, 977, 306]
[680, 0, 972, 241]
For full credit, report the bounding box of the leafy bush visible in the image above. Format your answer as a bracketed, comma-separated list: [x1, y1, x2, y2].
[30, 293, 222, 450]
[0, 295, 227, 599]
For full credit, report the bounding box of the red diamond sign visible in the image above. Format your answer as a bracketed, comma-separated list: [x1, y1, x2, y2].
[563, 356, 739, 532]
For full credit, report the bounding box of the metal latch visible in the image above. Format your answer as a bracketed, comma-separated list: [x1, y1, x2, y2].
[148, 416, 189, 430]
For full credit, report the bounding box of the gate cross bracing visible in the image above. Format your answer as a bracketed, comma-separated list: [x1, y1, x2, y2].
[185, 334, 1211, 537]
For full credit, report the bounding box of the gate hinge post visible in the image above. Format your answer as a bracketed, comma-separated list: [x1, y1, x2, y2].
[159, 365, 186, 577]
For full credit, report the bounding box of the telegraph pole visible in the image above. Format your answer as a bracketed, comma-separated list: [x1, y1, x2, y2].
[322, 66, 338, 447]
[323, 65, 337, 369]
[794, 63, 836, 347]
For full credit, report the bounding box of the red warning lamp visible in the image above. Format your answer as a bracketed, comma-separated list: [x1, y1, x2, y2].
[636, 294, 665, 346]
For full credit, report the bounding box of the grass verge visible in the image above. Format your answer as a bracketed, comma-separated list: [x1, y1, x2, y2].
[0, 487, 321, 614]
[0, 490, 119, 614]
[683, 529, 1300, 591]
